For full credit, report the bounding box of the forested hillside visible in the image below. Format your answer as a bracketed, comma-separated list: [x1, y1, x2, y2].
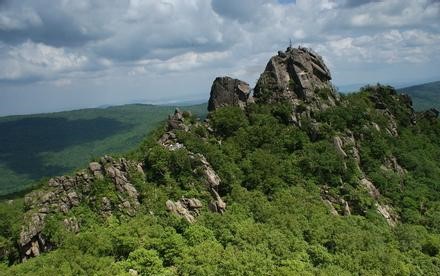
[0, 48, 439, 275]
[398, 81, 440, 111]
[0, 104, 207, 196]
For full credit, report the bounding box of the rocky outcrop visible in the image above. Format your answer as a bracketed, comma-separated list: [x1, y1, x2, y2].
[321, 186, 351, 216]
[208, 76, 253, 111]
[159, 110, 226, 222]
[19, 156, 142, 260]
[196, 154, 226, 214]
[158, 108, 189, 151]
[254, 46, 339, 124]
[381, 156, 406, 177]
[419, 108, 439, 122]
[325, 129, 400, 227]
[166, 198, 203, 223]
[364, 85, 416, 136]
[360, 176, 400, 227]
[376, 203, 399, 227]
[164, 151, 226, 222]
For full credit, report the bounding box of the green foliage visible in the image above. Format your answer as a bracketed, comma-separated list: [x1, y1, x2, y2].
[209, 106, 248, 137]
[116, 248, 173, 276]
[398, 81, 440, 111]
[2, 85, 440, 275]
[0, 103, 207, 196]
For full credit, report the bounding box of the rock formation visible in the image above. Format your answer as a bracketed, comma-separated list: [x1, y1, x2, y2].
[166, 198, 203, 223]
[19, 156, 142, 260]
[208, 76, 253, 111]
[206, 47, 340, 127]
[420, 108, 439, 122]
[253, 46, 339, 122]
[363, 84, 416, 136]
[159, 109, 226, 222]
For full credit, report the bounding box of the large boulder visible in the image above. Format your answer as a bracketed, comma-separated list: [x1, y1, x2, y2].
[208, 76, 252, 111]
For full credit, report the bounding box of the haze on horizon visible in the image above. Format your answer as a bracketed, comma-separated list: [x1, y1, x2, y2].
[0, 0, 439, 116]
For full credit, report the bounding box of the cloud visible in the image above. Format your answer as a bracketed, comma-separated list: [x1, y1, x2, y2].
[0, 0, 114, 47]
[211, 0, 275, 22]
[0, 40, 87, 82]
[0, 0, 439, 107]
[342, 0, 382, 8]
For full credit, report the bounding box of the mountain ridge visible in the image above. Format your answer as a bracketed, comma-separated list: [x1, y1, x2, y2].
[1, 47, 440, 275]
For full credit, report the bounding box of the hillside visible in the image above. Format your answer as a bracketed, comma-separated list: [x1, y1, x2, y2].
[398, 81, 440, 111]
[0, 104, 207, 196]
[1, 47, 439, 275]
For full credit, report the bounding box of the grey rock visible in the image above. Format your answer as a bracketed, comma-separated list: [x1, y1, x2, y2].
[63, 217, 80, 233]
[101, 197, 112, 212]
[360, 178, 381, 200]
[421, 108, 439, 121]
[208, 76, 252, 111]
[67, 191, 80, 206]
[376, 203, 399, 227]
[254, 46, 338, 110]
[89, 162, 102, 172]
[333, 136, 347, 158]
[166, 198, 203, 223]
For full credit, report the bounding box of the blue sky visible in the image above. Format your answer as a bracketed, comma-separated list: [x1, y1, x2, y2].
[0, 0, 439, 116]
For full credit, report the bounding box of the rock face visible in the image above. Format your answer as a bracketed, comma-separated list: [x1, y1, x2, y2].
[364, 85, 416, 136]
[159, 109, 227, 222]
[19, 156, 142, 260]
[208, 76, 252, 111]
[420, 108, 439, 122]
[166, 198, 203, 223]
[158, 108, 189, 151]
[254, 46, 339, 112]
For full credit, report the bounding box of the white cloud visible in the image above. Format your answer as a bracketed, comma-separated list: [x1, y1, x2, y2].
[0, 0, 439, 112]
[0, 41, 87, 81]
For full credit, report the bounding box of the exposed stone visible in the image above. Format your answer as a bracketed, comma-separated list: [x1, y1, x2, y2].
[323, 199, 339, 216]
[89, 162, 101, 172]
[364, 85, 416, 135]
[166, 198, 203, 223]
[63, 217, 80, 233]
[333, 136, 347, 158]
[376, 203, 399, 227]
[101, 197, 112, 212]
[208, 76, 252, 111]
[18, 155, 141, 260]
[67, 191, 80, 206]
[158, 115, 227, 217]
[320, 186, 351, 216]
[360, 178, 381, 200]
[254, 46, 339, 119]
[382, 156, 406, 177]
[167, 108, 189, 131]
[420, 108, 439, 121]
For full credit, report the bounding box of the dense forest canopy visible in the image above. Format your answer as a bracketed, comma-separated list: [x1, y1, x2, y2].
[1, 84, 439, 275]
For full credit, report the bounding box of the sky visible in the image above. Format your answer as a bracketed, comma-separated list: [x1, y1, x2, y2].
[0, 0, 439, 116]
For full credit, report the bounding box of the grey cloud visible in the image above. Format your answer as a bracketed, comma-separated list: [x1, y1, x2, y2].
[0, 0, 439, 107]
[211, 0, 275, 22]
[0, 0, 115, 47]
[342, 0, 382, 8]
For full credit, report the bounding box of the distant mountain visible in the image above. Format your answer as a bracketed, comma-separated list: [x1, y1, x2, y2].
[398, 81, 440, 111]
[0, 103, 207, 196]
